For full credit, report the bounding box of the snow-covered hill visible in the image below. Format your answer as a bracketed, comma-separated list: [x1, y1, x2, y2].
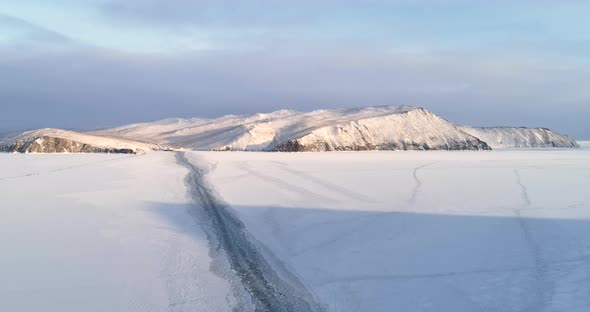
[0, 128, 167, 153]
[96, 106, 492, 151]
[458, 126, 579, 148]
[2, 105, 579, 153]
[270, 108, 492, 151]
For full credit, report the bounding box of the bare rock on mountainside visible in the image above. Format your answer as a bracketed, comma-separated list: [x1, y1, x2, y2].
[0, 128, 168, 154]
[1, 106, 579, 153]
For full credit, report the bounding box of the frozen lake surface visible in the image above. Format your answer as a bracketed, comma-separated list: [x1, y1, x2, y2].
[1, 147, 589, 311]
[0, 152, 237, 312]
[192, 148, 590, 312]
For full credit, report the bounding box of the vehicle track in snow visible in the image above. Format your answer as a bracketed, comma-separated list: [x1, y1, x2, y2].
[176, 152, 324, 312]
[513, 169, 552, 312]
[237, 161, 336, 203]
[294, 161, 436, 257]
[270, 161, 375, 203]
[408, 162, 436, 204]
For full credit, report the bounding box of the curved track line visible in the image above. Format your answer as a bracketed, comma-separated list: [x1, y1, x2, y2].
[513, 169, 552, 312]
[408, 162, 436, 204]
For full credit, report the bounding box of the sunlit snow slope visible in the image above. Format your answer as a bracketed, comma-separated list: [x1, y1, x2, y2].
[96, 105, 576, 151]
[2, 106, 578, 153]
[0, 128, 167, 153]
[458, 126, 579, 148]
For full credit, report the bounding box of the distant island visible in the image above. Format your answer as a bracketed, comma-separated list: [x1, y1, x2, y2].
[1, 106, 579, 153]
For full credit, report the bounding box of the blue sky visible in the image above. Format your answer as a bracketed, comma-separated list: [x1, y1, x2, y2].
[1, 0, 589, 138]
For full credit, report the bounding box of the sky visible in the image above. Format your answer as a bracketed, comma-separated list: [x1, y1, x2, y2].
[0, 1, 588, 138]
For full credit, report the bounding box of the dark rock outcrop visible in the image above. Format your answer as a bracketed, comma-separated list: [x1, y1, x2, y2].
[272, 137, 491, 152]
[1, 136, 138, 154]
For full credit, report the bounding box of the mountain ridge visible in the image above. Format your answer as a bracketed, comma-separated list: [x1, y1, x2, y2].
[0, 128, 168, 153]
[1, 106, 579, 153]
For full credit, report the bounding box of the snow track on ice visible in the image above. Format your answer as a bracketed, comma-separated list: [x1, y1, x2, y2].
[176, 152, 324, 312]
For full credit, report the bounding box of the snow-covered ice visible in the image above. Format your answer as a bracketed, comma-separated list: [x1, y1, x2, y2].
[0, 152, 236, 312]
[1, 148, 589, 311]
[188, 148, 590, 312]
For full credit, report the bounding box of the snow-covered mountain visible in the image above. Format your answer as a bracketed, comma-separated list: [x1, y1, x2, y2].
[458, 126, 579, 148]
[0, 128, 167, 153]
[1, 105, 579, 153]
[96, 106, 491, 151]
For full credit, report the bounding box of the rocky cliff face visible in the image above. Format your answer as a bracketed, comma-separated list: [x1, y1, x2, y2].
[1, 136, 137, 154]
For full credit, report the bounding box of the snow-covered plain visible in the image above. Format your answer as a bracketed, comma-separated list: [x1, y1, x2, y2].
[189, 148, 590, 312]
[0, 152, 237, 312]
[1, 147, 589, 312]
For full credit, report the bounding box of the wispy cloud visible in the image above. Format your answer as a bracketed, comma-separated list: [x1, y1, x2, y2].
[0, 0, 588, 138]
[0, 14, 72, 49]
[1, 42, 588, 136]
